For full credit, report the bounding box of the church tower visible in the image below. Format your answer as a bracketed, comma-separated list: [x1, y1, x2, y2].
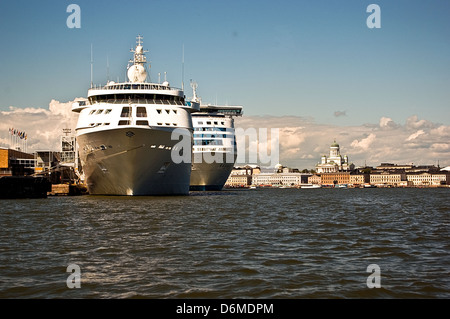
[330, 140, 340, 157]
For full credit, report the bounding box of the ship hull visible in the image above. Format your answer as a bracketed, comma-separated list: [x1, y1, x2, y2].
[77, 127, 192, 195]
[189, 153, 236, 191]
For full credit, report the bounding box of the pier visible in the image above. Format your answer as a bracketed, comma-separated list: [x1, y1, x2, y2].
[0, 176, 51, 199]
[48, 183, 88, 196]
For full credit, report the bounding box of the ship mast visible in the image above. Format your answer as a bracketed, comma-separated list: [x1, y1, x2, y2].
[127, 34, 149, 83]
[190, 80, 200, 103]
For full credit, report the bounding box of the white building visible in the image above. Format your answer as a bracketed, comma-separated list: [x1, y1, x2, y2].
[252, 172, 311, 186]
[316, 140, 354, 173]
[370, 172, 406, 186]
[407, 173, 447, 186]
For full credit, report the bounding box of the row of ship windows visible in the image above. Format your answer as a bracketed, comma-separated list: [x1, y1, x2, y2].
[196, 120, 225, 126]
[194, 127, 228, 132]
[103, 84, 172, 90]
[89, 93, 184, 103]
[88, 121, 178, 127]
[193, 147, 233, 152]
[194, 140, 224, 146]
[193, 134, 228, 138]
[89, 109, 112, 115]
[88, 106, 177, 117]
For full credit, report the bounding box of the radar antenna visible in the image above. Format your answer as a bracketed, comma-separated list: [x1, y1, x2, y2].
[127, 34, 149, 83]
[137, 34, 144, 46]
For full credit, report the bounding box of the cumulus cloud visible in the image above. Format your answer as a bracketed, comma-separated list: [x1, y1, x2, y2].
[430, 125, 450, 138]
[350, 133, 376, 151]
[405, 115, 435, 130]
[0, 99, 80, 152]
[379, 117, 399, 129]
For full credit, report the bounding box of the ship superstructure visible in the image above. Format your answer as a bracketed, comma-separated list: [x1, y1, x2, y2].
[72, 35, 199, 195]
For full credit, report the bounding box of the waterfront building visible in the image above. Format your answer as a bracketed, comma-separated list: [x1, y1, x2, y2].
[230, 165, 261, 176]
[0, 147, 35, 176]
[224, 165, 260, 187]
[349, 174, 369, 186]
[406, 173, 448, 186]
[320, 172, 351, 186]
[275, 163, 301, 174]
[252, 172, 311, 187]
[316, 140, 354, 173]
[374, 163, 440, 174]
[406, 165, 441, 173]
[376, 163, 413, 171]
[224, 174, 252, 188]
[370, 172, 407, 187]
[308, 174, 321, 185]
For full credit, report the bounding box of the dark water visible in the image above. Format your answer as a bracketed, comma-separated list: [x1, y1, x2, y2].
[0, 188, 449, 299]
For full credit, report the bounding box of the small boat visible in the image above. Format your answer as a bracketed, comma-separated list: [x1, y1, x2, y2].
[301, 184, 321, 189]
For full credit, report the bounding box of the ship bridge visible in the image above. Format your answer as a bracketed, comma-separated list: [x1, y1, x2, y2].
[197, 105, 243, 117]
[86, 82, 185, 106]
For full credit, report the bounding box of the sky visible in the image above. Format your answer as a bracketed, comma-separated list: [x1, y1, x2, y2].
[0, 0, 449, 169]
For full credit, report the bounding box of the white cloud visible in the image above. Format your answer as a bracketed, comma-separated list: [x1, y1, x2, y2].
[0, 99, 80, 152]
[405, 115, 435, 130]
[430, 125, 450, 137]
[406, 130, 425, 141]
[350, 133, 376, 151]
[379, 117, 398, 129]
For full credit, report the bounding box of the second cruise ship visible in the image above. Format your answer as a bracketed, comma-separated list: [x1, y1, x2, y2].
[189, 83, 243, 191]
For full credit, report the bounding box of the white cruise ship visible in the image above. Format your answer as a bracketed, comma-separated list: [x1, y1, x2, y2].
[72, 35, 199, 195]
[189, 85, 243, 191]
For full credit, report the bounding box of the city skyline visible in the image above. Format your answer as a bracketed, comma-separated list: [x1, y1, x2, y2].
[0, 0, 449, 168]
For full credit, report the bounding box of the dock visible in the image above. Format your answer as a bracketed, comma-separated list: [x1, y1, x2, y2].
[48, 183, 88, 196]
[0, 176, 52, 199]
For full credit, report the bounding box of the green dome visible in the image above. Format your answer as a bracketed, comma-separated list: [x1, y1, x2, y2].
[331, 140, 339, 147]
